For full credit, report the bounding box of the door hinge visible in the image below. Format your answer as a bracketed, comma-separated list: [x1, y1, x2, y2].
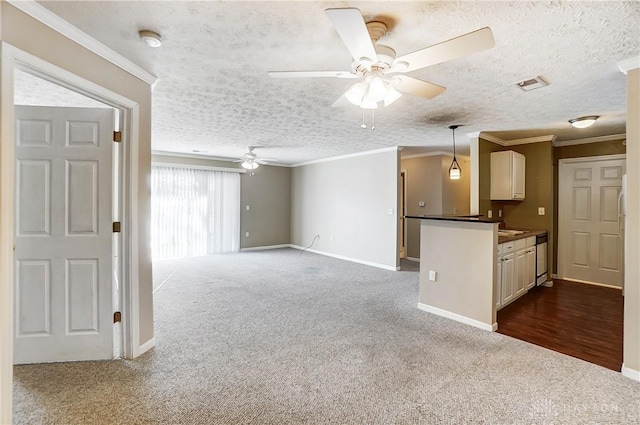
[113, 131, 122, 143]
[113, 311, 122, 323]
[113, 221, 121, 233]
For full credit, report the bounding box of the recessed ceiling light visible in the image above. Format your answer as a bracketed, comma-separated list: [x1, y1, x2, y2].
[569, 116, 599, 128]
[139, 30, 162, 48]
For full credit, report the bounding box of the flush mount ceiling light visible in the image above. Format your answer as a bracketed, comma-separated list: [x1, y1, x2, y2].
[448, 125, 461, 180]
[139, 30, 162, 48]
[569, 115, 599, 128]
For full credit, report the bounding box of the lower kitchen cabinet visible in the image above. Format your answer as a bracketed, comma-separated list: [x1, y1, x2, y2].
[500, 252, 515, 307]
[497, 236, 536, 310]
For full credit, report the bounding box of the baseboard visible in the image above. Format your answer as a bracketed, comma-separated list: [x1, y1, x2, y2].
[562, 277, 622, 290]
[290, 245, 399, 271]
[240, 244, 291, 252]
[138, 337, 156, 356]
[621, 363, 640, 382]
[405, 257, 420, 263]
[417, 303, 495, 332]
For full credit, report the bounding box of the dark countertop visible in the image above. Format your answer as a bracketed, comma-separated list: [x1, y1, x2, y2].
[405, 214, 501, 224]
[498, 229, 547, 244]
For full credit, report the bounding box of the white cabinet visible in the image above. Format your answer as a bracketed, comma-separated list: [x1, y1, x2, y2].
[525, 246, 537, 289]
[499, 241, 515, 307]
[490, 150, 525, 200]
[498, 236, 536, 310]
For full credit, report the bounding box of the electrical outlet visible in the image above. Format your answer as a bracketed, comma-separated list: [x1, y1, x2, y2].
[538, 207, 545, 216]
[387, 208, 394, 215]
[498, 210, 502, 218]
[245, 232, 249, 238]
[245, 205, 250, 211]
[488, 210, 493, 218]
[453, 207, 457, 214]
[418, 201, 425, 207]
[429, 270, 437, 281]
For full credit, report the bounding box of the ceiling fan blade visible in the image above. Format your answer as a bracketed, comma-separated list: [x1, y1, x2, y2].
[331, 95, 352, 108]
[394, 27, 495, 73]
[325, 8, 377, 63]
[268, 71, 358, 79]
[393, 76, 446, 100]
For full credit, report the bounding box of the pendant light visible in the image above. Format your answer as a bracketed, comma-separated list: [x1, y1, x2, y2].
[448, 125, 461, 180]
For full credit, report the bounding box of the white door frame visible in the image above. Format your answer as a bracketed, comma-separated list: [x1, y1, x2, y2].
[557, 154, 627, 284]
[1, 42, 142, 418]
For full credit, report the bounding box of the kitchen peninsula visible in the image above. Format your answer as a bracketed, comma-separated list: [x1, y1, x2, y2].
[406, 215, 499, 331]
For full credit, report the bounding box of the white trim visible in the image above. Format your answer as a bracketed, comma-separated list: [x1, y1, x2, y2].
[559, 154, 626, 164]
[0, 43, 17, 425]
[152, 150, 292, 168]
[405, 257, 420, 262]
[561, 277, 623, 290]
[293, 146, 399, 167]
[621, 363, 640, 381]
[417, 303, 496, 332]
[618, 56, 640, 74]
[553, 134, 626, 147]
[401, 151, 471, 160]
[151, 161, 246, 174]
[137, 337, 156, 356]
[401, 150, 449, 160]
[290, 245, 399, 271]
[6, 0, 159, 87]
[240, 244, 291, 252]
[478, 133, 507, 146]
[503, 135, 556, 146]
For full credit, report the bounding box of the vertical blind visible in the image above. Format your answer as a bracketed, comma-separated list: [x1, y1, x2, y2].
[151, 166, 240, 260]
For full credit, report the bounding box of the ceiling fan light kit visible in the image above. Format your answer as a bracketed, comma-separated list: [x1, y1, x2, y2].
[569, 115, 599, 128]
[241, 160, 259, 170]
[268, 7, 495, 127]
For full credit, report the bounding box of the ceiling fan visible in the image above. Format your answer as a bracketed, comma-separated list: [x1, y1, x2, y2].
[268, 8, 495, 109]
[235, 146, 276, 170]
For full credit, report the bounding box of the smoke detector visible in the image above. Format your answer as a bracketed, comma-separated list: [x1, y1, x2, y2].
[515, 76, 548, 91]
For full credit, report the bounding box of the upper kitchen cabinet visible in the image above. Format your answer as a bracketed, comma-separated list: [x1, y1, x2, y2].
[491, 150, 525, 200]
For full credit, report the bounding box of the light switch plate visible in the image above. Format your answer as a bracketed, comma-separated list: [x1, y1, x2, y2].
[538, 207, 545, 216]
[429, 270, 437, 281]
[488, 210, 493, 218]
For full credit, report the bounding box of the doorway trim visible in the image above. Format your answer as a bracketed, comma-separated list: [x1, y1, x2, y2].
[1, 42, 142, 420]
[557, 154, 627, 284]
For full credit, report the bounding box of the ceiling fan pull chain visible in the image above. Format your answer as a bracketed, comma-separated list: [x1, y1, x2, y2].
[371, 109, 376, 131]
[361, 108, 367, 129]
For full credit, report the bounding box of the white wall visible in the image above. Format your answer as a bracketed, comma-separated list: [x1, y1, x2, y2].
[291, 148, 399, 270]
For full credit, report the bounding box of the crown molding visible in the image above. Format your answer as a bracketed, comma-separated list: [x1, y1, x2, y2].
[504, 134, 557, 146]
[553, 133, 626, 147]
[293, 146, 399, 167]
[7, 0, 159, 87]
[479, 133, 507, 146]
[152, 150, 292, 167]
[618, 56, 640, 74]
[401, 151, 470, 160]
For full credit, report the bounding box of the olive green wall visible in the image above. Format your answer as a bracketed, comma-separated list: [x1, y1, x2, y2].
[478, 139, 554, 273]
[551, 139, 626, 273]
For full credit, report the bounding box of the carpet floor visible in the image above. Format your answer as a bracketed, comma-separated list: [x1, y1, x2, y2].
[13, 249, 640, 424]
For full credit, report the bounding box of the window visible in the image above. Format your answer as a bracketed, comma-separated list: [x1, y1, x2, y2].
[151, 166, 240, 259]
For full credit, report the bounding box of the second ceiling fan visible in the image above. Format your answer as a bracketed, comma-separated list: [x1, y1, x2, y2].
[269, 8, 495, 109]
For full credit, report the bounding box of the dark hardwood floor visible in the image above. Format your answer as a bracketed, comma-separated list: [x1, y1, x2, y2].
[497, 279, 624, 371]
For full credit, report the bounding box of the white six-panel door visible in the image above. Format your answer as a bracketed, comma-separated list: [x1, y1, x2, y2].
[14, 106, 114, 364]
[558, 156, 626, 287]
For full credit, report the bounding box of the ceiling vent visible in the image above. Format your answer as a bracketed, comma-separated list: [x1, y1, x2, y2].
[515, 76, 548, 91]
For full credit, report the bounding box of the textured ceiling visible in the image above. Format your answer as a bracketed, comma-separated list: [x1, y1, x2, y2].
[30, 1, 640, 164]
